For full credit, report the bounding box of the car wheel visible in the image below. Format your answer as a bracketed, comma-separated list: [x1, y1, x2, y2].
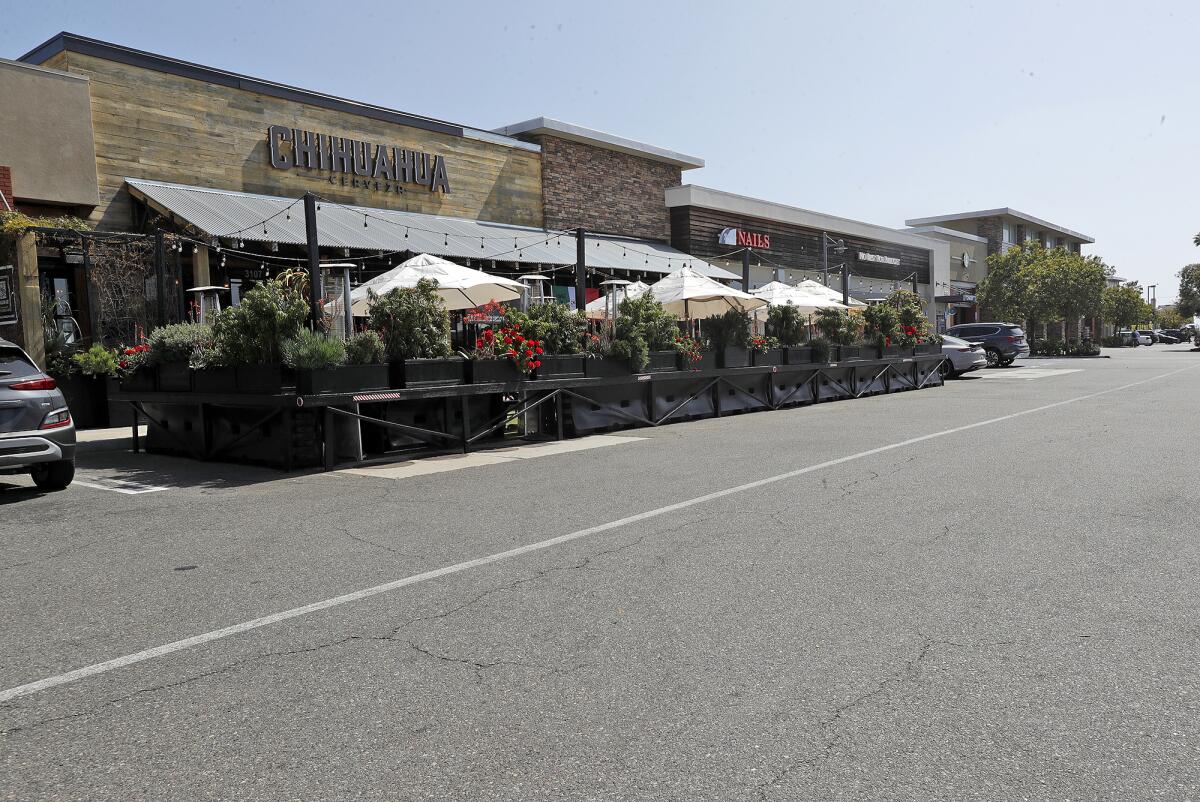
[985, 349, 1000, 367]
[31, 459, 75, 491]
[1000, 356, 1016, 367]
[939, 360, 954, 379]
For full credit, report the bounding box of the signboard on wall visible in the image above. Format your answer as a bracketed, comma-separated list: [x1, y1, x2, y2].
[268, 125, 450, 195]
[857, 251, 901, 266]
[717, 227, 770, 248]
[0, 266, 16, 325]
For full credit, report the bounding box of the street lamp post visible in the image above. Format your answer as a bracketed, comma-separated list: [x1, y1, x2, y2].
[821, 233, 845, 288]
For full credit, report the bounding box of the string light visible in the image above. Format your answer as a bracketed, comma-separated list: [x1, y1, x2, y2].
[363, 214, 369, 228]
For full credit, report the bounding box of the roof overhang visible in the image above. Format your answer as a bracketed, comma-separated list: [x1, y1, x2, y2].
[904, 208, 1094, 244]
[124, 178, 737, 280]
[494, 117, 704, 169]
[901, 225, 989, 244]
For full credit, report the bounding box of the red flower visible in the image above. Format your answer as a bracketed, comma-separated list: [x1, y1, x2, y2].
[475, 338, 484, 348]
[534, 360, 542, 368]
[535, 346, 543, 354]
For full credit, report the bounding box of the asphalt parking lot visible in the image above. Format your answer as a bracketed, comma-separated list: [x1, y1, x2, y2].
[4, 347, 1200, 800]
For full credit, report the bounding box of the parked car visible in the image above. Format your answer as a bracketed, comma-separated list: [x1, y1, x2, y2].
[1118, 330, 1152, 346]
[1136, 329, 1159, 344]
[940, 335, 987, 377]
[1154, 329, 1181, 344]
[0, 338, 76, 490]
[943, 322, 1030, 367]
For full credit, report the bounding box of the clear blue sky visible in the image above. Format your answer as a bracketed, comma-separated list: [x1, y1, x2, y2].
[4, 0, 1197, 303]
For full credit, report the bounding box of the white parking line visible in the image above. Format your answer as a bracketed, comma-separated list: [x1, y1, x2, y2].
[978, 367, 1082, 380]
[74, 477, 170, 495]
[2, 362, 1196, 704]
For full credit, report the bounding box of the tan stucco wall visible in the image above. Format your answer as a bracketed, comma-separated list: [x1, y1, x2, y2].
[38, 51, 543, 232]
[0, 58, 99, 207]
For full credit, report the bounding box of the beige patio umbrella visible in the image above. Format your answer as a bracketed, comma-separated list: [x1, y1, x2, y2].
[585, 280, 650, 319]
[751, 281, 849, 317]
[794, 279, 868, 308]
[644, 265, 766, 319]
[349, 253, 525, 314]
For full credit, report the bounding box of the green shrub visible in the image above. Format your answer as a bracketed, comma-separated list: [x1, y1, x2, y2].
[1100, 335, 1126, 348]
[72, 344, 120, 377]
[210, 276, 308, 366]
[608, 334, 648, 371]
[862, 303, 899, 348]
[704, 308, 752, 350]
[367, 278, 452, 361]
[765, 304, 806, 347]
[814, 307, 856, 345]
[607, 291, 679, 371]
[345, 331, 386, 365]
[281, 329, 346, 370]
[809, 338, 831, 362]
[507, 302, 589, 355]
[145, 323, 212, 366]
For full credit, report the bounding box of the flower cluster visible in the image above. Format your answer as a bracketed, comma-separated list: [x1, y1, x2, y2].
[463, 300, 509, 323]
[472, 323, 543, 374]
[118, 343, 150, 373]
[583, 332, 604, 355]
[749, 335, 779, 353]
[673, 335, 704, 367]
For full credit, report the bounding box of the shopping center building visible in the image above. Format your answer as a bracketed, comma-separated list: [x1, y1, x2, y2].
[3, 31, 958, 357]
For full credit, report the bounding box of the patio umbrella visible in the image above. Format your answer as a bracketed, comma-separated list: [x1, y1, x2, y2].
[794, 279, 868, 308]
[644, 265, 766, 319]
[349, 253, 524, 313]
[585, 280, 650, 319]
[751, 281, 849, 317]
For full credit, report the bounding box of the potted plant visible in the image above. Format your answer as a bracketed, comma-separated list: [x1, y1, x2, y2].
[766, 304, 811, 364]
[814, 307, 860, 361]
[885, 289, 940, 355]
[206, 271, 308, 393]
[515, 302, 587, 379]
[597, 292, 677, 375]
[58, 344, 119, 428]
[673, 334, 704, 371]
[469, 321, 541, 383]
[145, 323, 212, 392]
[750, 335, 784, 366]
[862, 302, 901, 358]
[284, 329, 387, 395]
[368, 279, 466, 388]
[705, 308, 752, 368]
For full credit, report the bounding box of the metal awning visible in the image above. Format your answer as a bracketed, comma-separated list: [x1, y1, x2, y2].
[125, 178, 737, 280]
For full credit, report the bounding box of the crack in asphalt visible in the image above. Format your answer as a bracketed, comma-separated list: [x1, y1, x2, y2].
[752, 633, 1015, 800]
[1, 535, 648, 738]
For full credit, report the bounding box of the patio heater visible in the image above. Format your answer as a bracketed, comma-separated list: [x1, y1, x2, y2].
[520, 273, 551, 310]
[599, 278, 631, 320]
[186, 285, 228, 324]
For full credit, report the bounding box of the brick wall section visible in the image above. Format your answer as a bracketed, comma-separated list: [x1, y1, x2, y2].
[975, 215, 1004, 256]
[529, 134, 681, 241]
[0, 166, 12, 210]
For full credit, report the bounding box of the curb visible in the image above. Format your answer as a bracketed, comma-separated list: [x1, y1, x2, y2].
[1024, 355, 1110, 359]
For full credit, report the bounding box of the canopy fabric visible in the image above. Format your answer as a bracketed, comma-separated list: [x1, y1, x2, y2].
[750, 281, 848, 318]
[585, 280, 650, 318]
[350, 253, 524, 312]
[794, 279, 868, 308]
[644, 266, 767, 319]
[124, 177, 739, 280]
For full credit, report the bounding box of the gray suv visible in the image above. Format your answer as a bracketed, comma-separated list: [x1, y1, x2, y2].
[943, 323, 1030, 367]
[0, 338, 76, 490]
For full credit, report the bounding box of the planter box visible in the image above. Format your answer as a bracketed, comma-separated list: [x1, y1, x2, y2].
[585, 357, 631, 378]
[876, 345, 905, 359]
[785, 346, 814, 365]
[193, 367, 238, 393]
[717, 347, 750, 369]
[105, 378, 136, 428]
[297, 364, 389, 395]
[156, 361, 192, 392]
[646, 350, 679, 373]
[57, 374, 108, 429]
[752, 348, 785, 367]
[235, 365, 292, 395]
[536, 354, 586, 379]
[392, 357, 467, 388]
[120, 368, 156, 393]
[913, 343, 940, 355]
[689, 351, 718, 372]
[832, 346, 862, 361]
[470, 357, 525, 384]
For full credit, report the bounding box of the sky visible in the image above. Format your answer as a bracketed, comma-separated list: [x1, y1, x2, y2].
[3, 0, 1197, 303]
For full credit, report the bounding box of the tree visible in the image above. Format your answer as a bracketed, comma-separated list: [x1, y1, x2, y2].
[1156, 306, 1185, 329]
[978, 243, 1036, 321]
[1101, 285, 1145, 331]
[1177, 264, 1200, 318]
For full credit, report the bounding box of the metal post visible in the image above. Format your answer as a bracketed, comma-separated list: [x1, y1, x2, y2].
[575, 227, 587, 312]
[303, 193, 322, 327]
[153, 230, 166, 327]
[821, 233, 829, 286]
[80, 235, 97, 342]
[742, 248, 751, 291]
[342, 264, 353, 337]
[912, 273, 918, 297]
[841, 263, 849, 307]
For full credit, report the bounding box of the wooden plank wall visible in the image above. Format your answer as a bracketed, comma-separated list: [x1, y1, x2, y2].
[41, 52, 543, 232]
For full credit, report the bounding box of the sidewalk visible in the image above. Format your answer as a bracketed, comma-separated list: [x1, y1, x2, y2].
[75, 425, 147, 454]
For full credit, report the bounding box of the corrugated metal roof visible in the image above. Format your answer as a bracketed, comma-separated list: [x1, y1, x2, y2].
[125, 178, 737, 280]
